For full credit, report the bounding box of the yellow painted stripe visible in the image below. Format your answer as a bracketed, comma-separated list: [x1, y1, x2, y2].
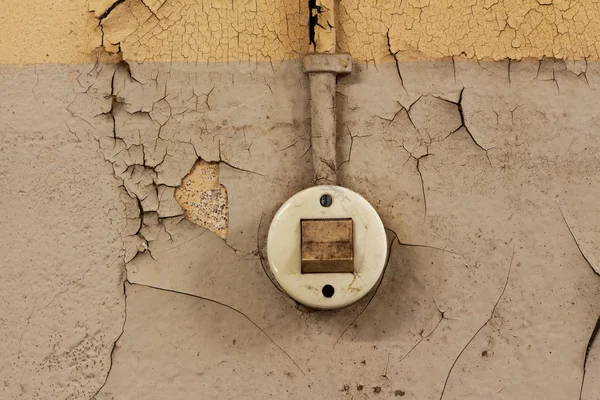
[1, 0, 599, 64]
[0, 0, 101, 65]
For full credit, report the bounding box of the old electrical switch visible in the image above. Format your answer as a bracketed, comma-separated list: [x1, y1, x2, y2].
[268, 186, 387, 309]
[301, 218, 354, 273]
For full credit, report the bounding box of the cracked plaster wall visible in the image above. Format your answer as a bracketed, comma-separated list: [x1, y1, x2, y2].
[3, 56, 599, 399]
[1, 1, 600, 399]
[5, 0, 600, 64]
[97, 0, 600, 62]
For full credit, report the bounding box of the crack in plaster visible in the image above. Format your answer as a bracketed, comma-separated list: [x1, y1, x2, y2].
[557, 201, 599, 277]
[65, 56, 223, 395]
[91, 275, 307, 398]
[395, 239, 463, 257]
[9, 0, 600, 64]
[90, 279, 128, 400]
[62, 50, 600, 398]
[581, 315, 600, 400]
[334, 229, 399, 347]
[81, 54, 304, 392]
[375, 85, 491, 223]
[415, 155, 428, 222]
[386, 30, 407, 93]
[97, 0, 309, 61]
[89, 59, 225, 265]
[308, 0, 322, 49]
[454, 88, 493, 166]
[98, 0, 126, 20]
[439, 244, 516, 400]
[218, 140, 266, 177]
[363, 0, 600, 62]
[395, 303, 446, 367]
[556, 201, 600, 399]
[130, 281, 304, 375]
[97, 0, 127, 53]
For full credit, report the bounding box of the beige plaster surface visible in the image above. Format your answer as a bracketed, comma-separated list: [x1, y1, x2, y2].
[0, 65, 126, 398]
[5, 58, 585, 399]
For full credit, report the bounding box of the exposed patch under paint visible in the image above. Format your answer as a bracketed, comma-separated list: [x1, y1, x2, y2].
[175, 159, 228, 239]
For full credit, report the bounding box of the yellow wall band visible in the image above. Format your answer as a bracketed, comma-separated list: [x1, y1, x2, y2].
[1, 0, 599, 64]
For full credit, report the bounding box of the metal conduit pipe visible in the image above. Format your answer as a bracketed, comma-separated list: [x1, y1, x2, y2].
[305, 0, 352, 185]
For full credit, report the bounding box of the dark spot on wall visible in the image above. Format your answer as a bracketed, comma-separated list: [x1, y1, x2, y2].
[308, 0, 322, 48]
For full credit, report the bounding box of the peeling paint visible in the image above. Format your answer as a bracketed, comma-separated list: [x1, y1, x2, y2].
[2, 1, 600, 67]
[2, 1, 600, 395]
[5, 0, 600, 65]
[65, 58, 600, 399]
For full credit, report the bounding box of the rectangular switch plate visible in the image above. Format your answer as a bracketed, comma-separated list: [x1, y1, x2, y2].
[301, 218, 354, 273]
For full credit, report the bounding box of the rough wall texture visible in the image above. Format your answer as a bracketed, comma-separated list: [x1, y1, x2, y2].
[1, 1, 600, 399]
[0, 1, 102, 64]
[107, 59, 600, 399]
[4, 57, 598, 399]
[339, 0, 600, 61]
[98, 0, 600, 62]
[4, 0, 600, 64]
[0, 65, 126, 398]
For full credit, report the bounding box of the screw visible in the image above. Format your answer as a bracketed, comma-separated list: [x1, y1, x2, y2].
[322, 284, 335, 298]
[320, 194, 332, 207]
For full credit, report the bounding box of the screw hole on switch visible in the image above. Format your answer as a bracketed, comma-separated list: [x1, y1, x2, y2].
[320, 194, 333, 207]
[322, 284, 335, 298]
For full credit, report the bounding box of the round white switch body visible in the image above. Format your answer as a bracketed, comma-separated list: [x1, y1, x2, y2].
[267, 186, 387, 310]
